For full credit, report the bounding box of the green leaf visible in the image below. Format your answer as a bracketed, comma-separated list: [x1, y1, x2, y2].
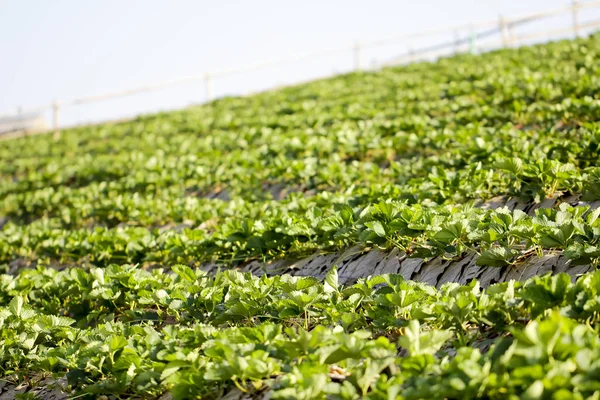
[9, 296, 23, 318]
[365, 221, 387, 237]
[172, 264, 196, 282]
[497, 157, 524, 175]
[324, 266, 339, 294]
[476, 247, 517, 267]
[522, 380, 544, 400]
[109, 335, 129, 353]
[398, 320, 453, 356]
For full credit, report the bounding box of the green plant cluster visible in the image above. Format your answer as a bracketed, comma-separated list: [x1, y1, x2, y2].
[3, 265, 600, 399]
[1, 33, 600, 399]
[2, 202, 600, 270]
[1, 37, 600, 273]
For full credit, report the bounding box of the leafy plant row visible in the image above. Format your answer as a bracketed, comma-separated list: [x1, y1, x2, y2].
[1, 33, 600, 400]
[2, 158, 600, 231]
[2, 202, 600, 272]
[3, 265, 600, 398]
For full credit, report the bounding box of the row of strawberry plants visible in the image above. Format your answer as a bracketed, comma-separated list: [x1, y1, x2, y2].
[2, 57, 590, 181]
[2, 157, 599, 230]
[2, 202, 600, 271]
[2, 265, 600, 398]
[0, 34, 599, 400]
[2, 120, 598, 202]
[3, 122, 597, 199]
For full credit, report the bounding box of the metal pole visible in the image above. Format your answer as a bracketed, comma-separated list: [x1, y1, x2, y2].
[499, 15, 508, 48]
[52, 101, 60, 140]
[205, 73, 214, 101]
[353, 41, 361, 71]
[572, 0, 580, 38]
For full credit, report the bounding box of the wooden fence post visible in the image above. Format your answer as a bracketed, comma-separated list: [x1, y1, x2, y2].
[469, 25, 477, 54]
[52, 101, 60, 140]
[499, 15, 509, 48]
[353, 41, 361, 71]
[507, 20, 514, 46]
[572, 0, 580, 38]
[408, 47, 415, 63]
[454, 30, 460, 54]
[205, 73, 214, 101]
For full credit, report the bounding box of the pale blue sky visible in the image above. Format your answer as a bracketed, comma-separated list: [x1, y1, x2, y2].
[1, 0, 598, 127]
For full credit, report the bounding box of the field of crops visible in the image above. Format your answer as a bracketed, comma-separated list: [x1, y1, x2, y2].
[1, 33, 600, 399]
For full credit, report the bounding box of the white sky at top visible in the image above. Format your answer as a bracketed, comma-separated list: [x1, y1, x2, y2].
[1, 0, 597, 127]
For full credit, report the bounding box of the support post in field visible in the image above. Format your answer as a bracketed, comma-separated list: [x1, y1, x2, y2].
[454, 30, 460, 55]
[52, 101, 60, 140]
[572, 0, 580, 38]
[205, 73, 214, 102]
[408, 47, 415, 63]
[499, 15, 508, 48]
[353, 41, 361, 71]
[469, 25, 477, 54]
[507, 21, 514, 47]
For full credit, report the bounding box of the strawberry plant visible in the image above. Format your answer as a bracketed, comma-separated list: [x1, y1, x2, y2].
[1, 33, 600, 398]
